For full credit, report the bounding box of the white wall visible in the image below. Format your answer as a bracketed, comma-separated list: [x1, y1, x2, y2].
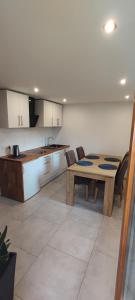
[0, 102, 133, 157]
[55, 102, 133, 156]
[0, 127, 58, 156]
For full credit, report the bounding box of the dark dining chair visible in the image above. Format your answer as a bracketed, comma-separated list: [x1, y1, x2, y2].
[76, 146, 85, 160]
[114, 154, 129, 207]
[94, 153, 129, 207]
[66, 150, 91, 201]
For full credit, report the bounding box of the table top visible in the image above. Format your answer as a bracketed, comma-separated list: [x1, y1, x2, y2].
[68, 154, 121, 179]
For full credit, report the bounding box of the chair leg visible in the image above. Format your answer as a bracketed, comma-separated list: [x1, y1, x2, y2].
[117, 194, 122, 208]
[94, 187, 99, 203]
[90, 180, 96, 193]
[85, 185, 89, 201]
[74, 184, 76, 199]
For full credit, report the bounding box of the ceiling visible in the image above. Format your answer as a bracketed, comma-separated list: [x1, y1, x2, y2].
[0, 0, 134, 103]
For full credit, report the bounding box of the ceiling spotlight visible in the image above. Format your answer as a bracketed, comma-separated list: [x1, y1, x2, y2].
[125, 95, 130, 100]
[104, 19, 117, 34]
[34, 87, 39, 93]
[120, 78, 127, 86]
[62, 98, 67, 103]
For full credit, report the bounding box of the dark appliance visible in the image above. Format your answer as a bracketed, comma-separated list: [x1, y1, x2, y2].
[29, 97, 39, 127]
[12, 145, 20, 157]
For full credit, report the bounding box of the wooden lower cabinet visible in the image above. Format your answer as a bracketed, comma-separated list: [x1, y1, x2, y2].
[0, 150, 66, 202]
[0, 160, 24, 202]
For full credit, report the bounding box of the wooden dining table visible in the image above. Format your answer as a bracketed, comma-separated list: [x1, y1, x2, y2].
[66, 154, 121, 217]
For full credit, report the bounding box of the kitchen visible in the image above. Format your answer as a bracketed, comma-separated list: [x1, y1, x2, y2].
[0, 90, 132, 205]
[0, 1, 135, 300]
[0, 90, 70, 202]
[0, 89, 133, 300]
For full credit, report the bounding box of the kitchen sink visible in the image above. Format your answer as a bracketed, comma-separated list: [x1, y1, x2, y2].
[41, 144, 64, 149]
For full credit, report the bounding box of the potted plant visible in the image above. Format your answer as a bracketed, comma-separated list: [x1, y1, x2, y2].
[0, 226, 17, 300]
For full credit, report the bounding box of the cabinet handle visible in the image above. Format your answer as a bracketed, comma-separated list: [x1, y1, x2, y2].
[18, 115, 20, 127]
[21, 116, 23, 126]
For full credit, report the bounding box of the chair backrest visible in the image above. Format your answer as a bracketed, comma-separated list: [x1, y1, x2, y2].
[115, 154, 129, 193]
[76, 146, 85, 160]
[116, 151, 129, 175]
[65, 150, 76, 167]
[123, 151, 129, 161]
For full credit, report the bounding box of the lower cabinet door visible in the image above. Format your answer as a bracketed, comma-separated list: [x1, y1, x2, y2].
[52, 150, 66, 177]
[52, 152, 61, 176]
[23, 159, 40, 201]
[38, 155, 52, 187]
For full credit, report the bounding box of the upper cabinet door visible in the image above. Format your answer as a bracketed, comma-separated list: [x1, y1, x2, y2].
[35, 100, 63, 128]
[52, 103, 57, 127]
[52, 103, 63, 127]
[0, 90, 29, 128]
[44, 101, 53, 127]
[7, 91, 20, 128]
[19, 94, 29, 128]
[7, 91, 29, 128]
[35, 100, 53, 127]
[56, 104, 63, 126]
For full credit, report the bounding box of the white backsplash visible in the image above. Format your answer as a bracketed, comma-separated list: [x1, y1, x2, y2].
[0, 127, 60, 156]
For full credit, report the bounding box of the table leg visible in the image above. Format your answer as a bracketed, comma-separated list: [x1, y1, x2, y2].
[66, 170, 75, 206]
[103, 177, 115, 216]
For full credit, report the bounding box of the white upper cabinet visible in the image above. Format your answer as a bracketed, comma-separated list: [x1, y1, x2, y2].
[19, 93, 29, 128]
[0, 90, 29, 128]
[52, 102, 63, 127]
[35, 100, 63, 127]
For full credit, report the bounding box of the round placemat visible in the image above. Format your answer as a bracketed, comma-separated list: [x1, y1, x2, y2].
[98, 164, 117, 170]
[104, 157, 120, 162]
[85, 155, 100, 159]
[76, 161, 93, 166]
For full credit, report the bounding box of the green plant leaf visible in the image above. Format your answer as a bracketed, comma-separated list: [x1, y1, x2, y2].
[0, 226, 10, 267]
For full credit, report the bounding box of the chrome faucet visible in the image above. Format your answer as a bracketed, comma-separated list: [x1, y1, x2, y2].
[48, 136, 54, 146]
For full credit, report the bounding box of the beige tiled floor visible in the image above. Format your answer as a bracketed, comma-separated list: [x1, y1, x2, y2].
[0, 173, 123, 300]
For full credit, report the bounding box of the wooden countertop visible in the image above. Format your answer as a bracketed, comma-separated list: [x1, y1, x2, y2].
[0, 145, 69, 164]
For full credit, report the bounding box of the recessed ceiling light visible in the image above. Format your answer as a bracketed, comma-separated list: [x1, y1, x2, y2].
[34, 87, 39, 93]
[120, 78, 127, 86]
[62, 98, 67, 103]
[104, 19, 117, 34]
[125, 95, 130, 100]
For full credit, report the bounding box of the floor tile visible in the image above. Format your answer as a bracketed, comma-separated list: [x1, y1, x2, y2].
[78, 250, 117, 300]
[49, 229, 94, 262]
[15, 246, 86, 300]
[0, 218, 22, 241]
[69, 206, 103, 228]
[0, 196, 18, 207]
[95, 217, 121, 258]
[11, 216, 59, 256]
[8, 198, 42, 222]
[14, 296, 22, 300]
[59, 218, 100, 241]
[34, 200, 71, 224]
[10, 244, 36, 285]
